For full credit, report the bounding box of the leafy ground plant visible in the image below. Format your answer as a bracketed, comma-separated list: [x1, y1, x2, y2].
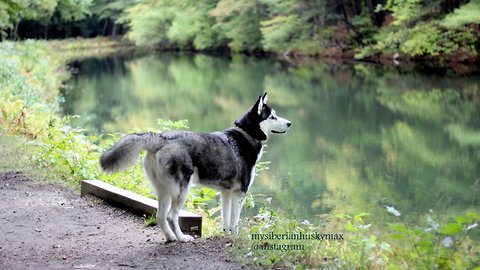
[232, 196, 479, 269]
[144, 214, 157, 227]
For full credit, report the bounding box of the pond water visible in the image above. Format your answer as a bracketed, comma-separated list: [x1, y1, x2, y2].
[62, 52, 480, 223]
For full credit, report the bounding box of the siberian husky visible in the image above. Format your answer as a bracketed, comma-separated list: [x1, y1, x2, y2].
[100, 93, 291, 242]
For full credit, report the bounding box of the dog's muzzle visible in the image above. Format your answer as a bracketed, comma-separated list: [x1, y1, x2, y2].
[272, 122, 291, 134]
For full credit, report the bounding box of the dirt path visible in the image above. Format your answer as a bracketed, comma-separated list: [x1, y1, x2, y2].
[0, 171, 247, 270]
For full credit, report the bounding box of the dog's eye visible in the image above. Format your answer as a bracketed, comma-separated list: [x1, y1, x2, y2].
[269, 115, 276, 120]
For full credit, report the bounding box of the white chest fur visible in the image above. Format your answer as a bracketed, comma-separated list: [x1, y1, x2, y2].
[248, 146, 264, 190]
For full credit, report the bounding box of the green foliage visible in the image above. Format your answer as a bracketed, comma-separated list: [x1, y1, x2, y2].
[126, 0, 222, 49]
[356, 0, 479, 59]
[0, 0, 57, 31]
[400, 22, 477, 56]
[259, 0, 327, 54]
[125, 0, 480, 58]
[234, 199, 479, 269]
[446, 124, 480, 146]
[385, 208, 480, 269]
[167, 0, 220, 50]
[0, 40, 97, 186]
[0, 0, 93, 39]
[123, 0, 357, 54]
[143, 214, 157, 226]
[261, 14, 301, 52]
[441, 0, 480, 28]
[358, 21, 477, 58]
[55, 0, 93, 22]
[32, 124, 99, 184]
[209, 0, 265, 52]
[1, 0, 479, 59]
[0, 131, 34, 173]
[185, 182, 223, 236]
[350, 12, 378, 45]
[93, 0, 135, 25]
[383, 0, 422, 26]
[156, 119, 189, 132]
[126, 1, 174, 47]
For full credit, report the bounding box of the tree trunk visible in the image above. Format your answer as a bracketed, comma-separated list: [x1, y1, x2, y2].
[102, 19, 109, 36]
[111, 23, 117, 38]
[340, 0, 349, 29]
[365, 0, 379, 26]
[66, 25, 71, 38]
[13, 21, 19, 41]
[350, 0, 361, 16]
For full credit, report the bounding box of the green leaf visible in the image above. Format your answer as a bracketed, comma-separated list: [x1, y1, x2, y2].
[390, 233, 406, 240]
[345, 220, 357, 232]
[245, 193, 255, 209]
[336, 213, 352, 219]
[389, 223, 408, 233]
[354, 212, 370, 223]
[441, 223, 463, 235]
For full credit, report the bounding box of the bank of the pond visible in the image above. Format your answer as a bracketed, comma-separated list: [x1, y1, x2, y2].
[0, 38, 130, 186]
[0, 39, 479, 269]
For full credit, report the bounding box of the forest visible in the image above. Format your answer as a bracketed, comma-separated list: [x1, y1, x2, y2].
[1, 0, 479, 62]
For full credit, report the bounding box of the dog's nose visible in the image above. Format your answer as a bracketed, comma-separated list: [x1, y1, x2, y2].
[287, 122, 292, 127]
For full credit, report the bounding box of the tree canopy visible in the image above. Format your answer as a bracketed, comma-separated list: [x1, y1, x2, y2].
[1, 0, 479, 60]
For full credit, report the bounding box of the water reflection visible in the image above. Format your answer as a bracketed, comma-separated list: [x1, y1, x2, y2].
[62, 52, 480, 222]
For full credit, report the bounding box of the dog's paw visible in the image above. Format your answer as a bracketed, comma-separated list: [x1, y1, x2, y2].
[177, 234, 194, 242]
[164, 233, 177, 242]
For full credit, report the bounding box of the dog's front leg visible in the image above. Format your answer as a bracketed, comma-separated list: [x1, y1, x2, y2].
[221, 189, 233, 235]
[230, 190, 246, 234]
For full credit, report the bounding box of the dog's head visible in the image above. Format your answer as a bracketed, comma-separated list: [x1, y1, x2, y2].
[235, 93, 291, 142]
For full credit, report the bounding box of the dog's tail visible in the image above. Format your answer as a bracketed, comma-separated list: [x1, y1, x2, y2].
[100, 132, 163, 173]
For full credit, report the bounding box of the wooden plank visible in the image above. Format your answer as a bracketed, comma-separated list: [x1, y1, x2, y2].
[81, 180, 202, 236]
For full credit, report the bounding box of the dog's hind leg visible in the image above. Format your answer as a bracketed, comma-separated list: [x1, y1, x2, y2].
[168, 180, 194, 242]
[156, 190, 177, 242]
[220, 189, 233, 235]
[230, 190, 246, 234]
[144, 152, 177, 242]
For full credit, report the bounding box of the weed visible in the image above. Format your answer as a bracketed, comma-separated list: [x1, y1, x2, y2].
[143, 214, 157, 227]
[92, 198, 104, 206]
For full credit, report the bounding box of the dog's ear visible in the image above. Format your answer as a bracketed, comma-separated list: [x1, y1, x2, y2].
[255, 93, 268, 115]
[255, 95, 263, 115]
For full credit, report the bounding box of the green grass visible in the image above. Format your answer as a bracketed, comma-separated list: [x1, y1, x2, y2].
[0, 131, 81, 189]
[233, 204, 480, 269]
[143, 214, 157, 227]
[0, 133, 30, 173]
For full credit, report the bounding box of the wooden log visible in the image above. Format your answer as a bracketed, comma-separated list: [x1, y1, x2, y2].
[81, 180, 202, 236]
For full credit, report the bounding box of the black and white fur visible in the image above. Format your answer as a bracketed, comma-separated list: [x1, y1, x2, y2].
[100, 93, 291, 242]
